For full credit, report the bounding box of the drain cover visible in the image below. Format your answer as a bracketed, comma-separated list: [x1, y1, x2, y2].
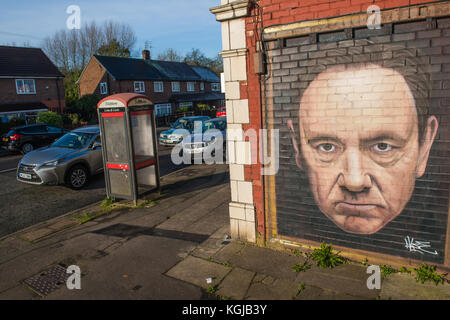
[23, 265, 70, 297]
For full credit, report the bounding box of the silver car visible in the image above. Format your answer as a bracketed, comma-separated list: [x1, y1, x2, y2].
[182, 117, 227, 161]
[17, 125, 103, 189]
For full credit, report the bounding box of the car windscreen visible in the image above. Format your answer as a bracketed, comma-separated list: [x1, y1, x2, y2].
[51, 132, 95, 149]
[171, 119, 194, 130]
[203, 120, 226, 132]
[203, 121, 216, 131]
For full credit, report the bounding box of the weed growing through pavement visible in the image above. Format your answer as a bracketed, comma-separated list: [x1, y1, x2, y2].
[134, 199, 158, 209]
[297, 283, 305, 296]
[380, 265, 398, 278]
[413, 263, 446, 285]
[207, 284, 218, 294]
[292, 261, 311, 273]
[101, 197, 116, 211]
[361, 258, 369, 267]
[310, 242, 347, 269]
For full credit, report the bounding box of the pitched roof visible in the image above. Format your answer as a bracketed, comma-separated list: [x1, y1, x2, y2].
[0, 46, 64, 78]
[191, 66, 220, 82]
[147, 60, 201, 81]
[92, 55, 219, 82]
[94, 55, 164, 80]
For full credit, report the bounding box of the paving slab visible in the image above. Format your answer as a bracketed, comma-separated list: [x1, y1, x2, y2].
[191, 225, 231, 260]
[18, 228, 54, 242]
[216, 267, 255, 299]
[246, 275, 301, 300]
[47, 219, 80, 231]
[295, 285, 366, 300]
[0, 284, 39, 300]
[295, 264, 381, 299]
[212, 241, 245, 264]
[380, 273, 450, 300]
[47, 235, 209, 300]
[221, 244, 304, 282]
[166, 255, 231, 290]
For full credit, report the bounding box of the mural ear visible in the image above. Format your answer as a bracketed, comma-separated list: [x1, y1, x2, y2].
[416, 116, 439, 178]
[287, 120, 303, 170]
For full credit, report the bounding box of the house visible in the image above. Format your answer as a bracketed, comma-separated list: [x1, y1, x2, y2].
[0, 46, 65, 122]
[211, 0, 450, 270]
[77, 50, 224, 117]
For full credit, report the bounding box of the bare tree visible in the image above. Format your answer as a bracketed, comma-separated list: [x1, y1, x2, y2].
[42, 20, 137, 72]
[157, 48, 183, 62]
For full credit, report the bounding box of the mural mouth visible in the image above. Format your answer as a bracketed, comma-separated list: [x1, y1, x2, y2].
[335, 202, 383, 217]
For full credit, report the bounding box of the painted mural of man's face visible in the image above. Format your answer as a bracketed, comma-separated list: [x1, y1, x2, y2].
[288, 64, 439, 235]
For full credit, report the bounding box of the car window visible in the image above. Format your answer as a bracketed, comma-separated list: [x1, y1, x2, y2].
[21, 126, 44, 133]
[46, 126, 62, 133]
[52, 132, 95, 149]
[217, 120, 226, 131]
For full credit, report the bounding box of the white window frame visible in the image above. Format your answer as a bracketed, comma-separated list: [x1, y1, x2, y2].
[211, 83, 220, 91]
[187, 82, 195, 92]
[16, 79, 36, 94]
[100, 82, 108, 95]
[200, 82, 204, 91]
[171, 81, 180, 92]
[154, 81, 164, 93]
[134, 81, 145, 93]
[155, 103, 172, 117]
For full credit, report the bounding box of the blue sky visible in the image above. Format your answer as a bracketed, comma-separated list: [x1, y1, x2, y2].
[0, 0, 222, 58]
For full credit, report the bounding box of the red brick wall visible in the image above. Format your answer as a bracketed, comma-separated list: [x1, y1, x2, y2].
[0, 78, 65, 113]
[78, 58, 107, 97]
[79, 57, 221, 111]
[243, 0, 443, 241]
[254, 0, 440, 27]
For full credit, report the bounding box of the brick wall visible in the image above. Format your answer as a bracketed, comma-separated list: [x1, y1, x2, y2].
[78, 58, 106, 97]
[251, 0, 440, 28]
[249, 8, 449, 266]
[79, 56, 220, 111]
[0, 78, 65, 113]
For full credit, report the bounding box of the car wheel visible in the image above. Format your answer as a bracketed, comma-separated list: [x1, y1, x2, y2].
[66, 165, 89, 190]
[21, 143, 34, 154]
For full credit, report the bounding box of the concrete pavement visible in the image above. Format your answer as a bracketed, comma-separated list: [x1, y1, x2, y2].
[0, 163, 449, 300]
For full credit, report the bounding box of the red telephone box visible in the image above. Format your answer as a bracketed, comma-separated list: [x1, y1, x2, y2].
[97, 93, 160, 204]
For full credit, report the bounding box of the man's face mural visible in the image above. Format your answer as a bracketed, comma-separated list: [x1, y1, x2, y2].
[288, 64, 439, 235]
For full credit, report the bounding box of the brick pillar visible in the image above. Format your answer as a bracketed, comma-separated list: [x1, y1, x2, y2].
[211, 0, 257, 243]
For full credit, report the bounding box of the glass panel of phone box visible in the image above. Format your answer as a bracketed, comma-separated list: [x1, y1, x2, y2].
[130, 110, 157, 195]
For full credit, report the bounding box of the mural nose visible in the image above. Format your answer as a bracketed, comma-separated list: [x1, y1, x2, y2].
[338, 150, 371, 192]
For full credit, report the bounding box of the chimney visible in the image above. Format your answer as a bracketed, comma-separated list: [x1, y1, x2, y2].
[142, 50, 150, 60]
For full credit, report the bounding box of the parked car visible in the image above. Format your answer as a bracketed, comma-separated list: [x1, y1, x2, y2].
[216, 107, 226, 117]
[159, 116, 210, 146]
[17, 125, 103, 190]
[182, 117, 227, 161]
[1, 124, 69, 154]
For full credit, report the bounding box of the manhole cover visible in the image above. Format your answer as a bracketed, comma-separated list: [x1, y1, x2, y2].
[23, 265, 70, 297]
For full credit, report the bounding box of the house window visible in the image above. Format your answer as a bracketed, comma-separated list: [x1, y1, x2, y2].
[154, 81, 164, 93]
[155, 103, 172, 117]
[134, 81, 145, 93]
[187, 82, 195, 92]
[200, 82, 204, 91]
[179, 102, 193, 109]
[16, 79, 36, 94]
[100, 82, 108, 95]
[211, 83, 220, 91]
[171, 82, 180, 92]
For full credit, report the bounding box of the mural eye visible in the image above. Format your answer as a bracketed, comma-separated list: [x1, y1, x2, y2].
[318, 143, 336, 153]
[373, 143, 392, 152]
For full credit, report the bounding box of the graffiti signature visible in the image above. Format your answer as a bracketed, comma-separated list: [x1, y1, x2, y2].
[404, 236, 438, 255]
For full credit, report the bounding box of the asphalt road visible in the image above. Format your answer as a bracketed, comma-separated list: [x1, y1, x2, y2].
[0, 144, 188, 239]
